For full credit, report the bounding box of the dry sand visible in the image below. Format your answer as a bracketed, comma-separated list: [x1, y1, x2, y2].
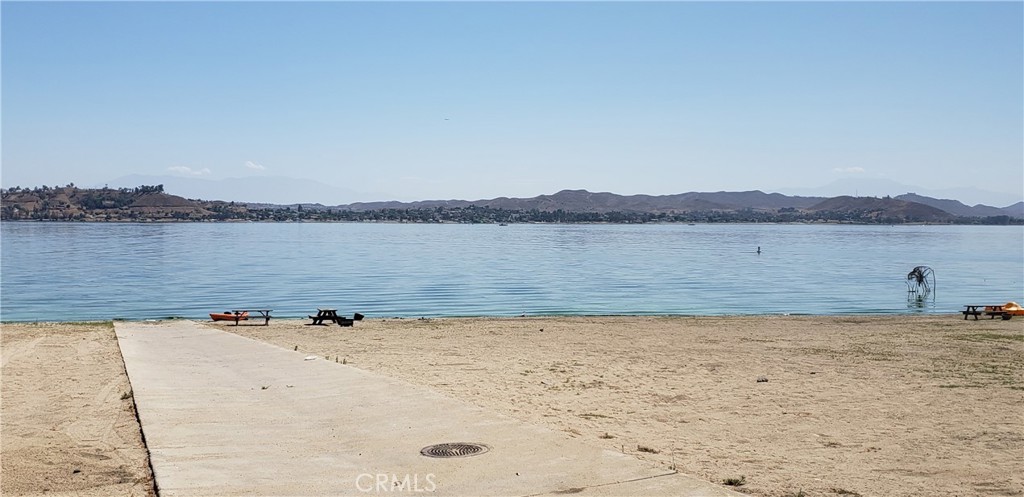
[1, 322, 154, 497]
[2, 315, 1021, 497]
[223, 315, 1023, 497]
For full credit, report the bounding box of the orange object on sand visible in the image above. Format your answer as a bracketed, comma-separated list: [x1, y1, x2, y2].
[1003, 302, 1023, 316]
[210, 311, 248, 321]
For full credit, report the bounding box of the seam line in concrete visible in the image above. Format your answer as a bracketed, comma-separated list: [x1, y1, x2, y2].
[113, 323, 161, 497]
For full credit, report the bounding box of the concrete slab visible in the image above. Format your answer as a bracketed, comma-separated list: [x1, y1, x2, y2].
[116, 321, 740, 497]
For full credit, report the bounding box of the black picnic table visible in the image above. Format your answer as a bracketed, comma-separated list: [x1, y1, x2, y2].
[963, 305, 1011, 320]
[962, 305, 983, 320]
[308, 308, 353, 326]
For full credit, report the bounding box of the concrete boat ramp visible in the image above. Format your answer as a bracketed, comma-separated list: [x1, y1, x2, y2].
[116, 321, 740, 497]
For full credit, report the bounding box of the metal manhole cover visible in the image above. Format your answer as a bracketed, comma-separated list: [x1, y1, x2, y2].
[420, 442, 490, 458]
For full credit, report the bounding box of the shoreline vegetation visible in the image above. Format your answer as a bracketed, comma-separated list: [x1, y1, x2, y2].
[3, 315, 1022, 497]
[3, 184, 1022, 225]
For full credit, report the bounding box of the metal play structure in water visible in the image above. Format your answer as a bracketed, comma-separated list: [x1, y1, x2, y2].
[906, 266, 935, 299]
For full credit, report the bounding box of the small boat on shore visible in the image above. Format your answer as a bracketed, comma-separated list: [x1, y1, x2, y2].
[210, 311, 248, 321]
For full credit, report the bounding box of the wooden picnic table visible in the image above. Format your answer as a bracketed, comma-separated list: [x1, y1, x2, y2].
[230, 309, 273, 326]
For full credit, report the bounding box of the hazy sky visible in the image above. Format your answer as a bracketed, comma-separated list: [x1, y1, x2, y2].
[2, 1, 1022, 202]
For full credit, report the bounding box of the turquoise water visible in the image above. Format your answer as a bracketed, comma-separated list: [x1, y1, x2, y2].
[1, 222, 1021, 322]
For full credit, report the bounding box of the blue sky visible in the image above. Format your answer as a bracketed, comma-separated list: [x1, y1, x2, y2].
[2, 1, 1022, 203]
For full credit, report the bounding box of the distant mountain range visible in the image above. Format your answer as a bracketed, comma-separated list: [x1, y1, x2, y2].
[92, 174, 1022, 212]
[892, 193, 1021, 218]
[339, 189, 1023, 219]
[342, 190, 822, 212]
[3, 185, 1021, 223]
[775, 178, 1022, 209]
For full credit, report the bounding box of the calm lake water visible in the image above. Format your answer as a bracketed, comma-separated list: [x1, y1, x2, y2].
[1, 222, 1022, 322]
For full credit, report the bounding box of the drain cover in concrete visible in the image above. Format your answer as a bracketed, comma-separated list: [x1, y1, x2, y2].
[420, 443, 490, 458]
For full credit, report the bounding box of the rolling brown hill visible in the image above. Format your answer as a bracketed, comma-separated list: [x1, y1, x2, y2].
[808, 196, 955, 222]
[895, 193, 1022, 218]
[2, 186, 212, 220]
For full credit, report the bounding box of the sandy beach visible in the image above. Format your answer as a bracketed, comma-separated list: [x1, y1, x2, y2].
[1, 322, 154, 496]
[2, 315, 1021, 496]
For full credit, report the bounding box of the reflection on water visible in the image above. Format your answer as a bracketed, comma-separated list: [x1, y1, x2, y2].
[906, 292, 937, 312]
[1, 222, 1022, 321]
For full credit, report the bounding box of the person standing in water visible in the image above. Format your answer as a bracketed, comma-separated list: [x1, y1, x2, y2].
[757, 246, 761, 254]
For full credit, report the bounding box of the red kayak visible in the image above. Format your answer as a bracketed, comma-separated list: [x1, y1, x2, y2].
[210, 311, 248, 321]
